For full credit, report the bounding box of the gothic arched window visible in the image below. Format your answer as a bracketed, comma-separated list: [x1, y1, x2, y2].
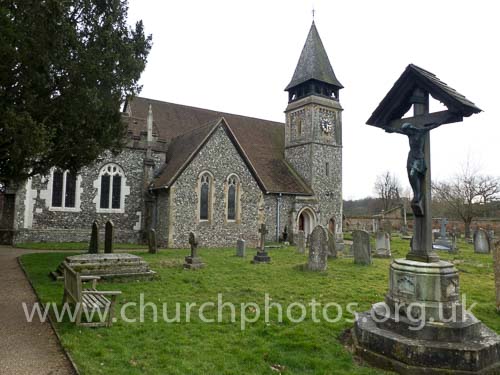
[226, 174, 240, 222]
[199, 173, 212, 221]
[98, 164, 125, 211]
[49, 169, 80, 210]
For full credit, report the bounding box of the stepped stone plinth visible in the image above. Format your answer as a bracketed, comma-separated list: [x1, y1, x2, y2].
[51, 253, 156, 281]
[353, 258, 500, 374]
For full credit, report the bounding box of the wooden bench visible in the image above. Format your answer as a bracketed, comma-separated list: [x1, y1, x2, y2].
[61, 262, 121, 327]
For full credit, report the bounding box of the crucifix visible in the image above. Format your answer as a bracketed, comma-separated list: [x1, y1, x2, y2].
[382, 88, 441, 262]
[366, 64, 481, 263]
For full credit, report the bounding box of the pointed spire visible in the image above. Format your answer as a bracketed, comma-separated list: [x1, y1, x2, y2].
[285, 21, 343, 91]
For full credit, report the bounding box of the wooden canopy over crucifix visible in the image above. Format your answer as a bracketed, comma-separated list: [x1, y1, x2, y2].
[366, 64, 481, 263]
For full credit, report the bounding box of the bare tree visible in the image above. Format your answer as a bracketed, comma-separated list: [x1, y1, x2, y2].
[433, 165, 500, 238]
[374, 171, 402, 211]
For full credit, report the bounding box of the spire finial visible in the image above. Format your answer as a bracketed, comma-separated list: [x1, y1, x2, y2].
[312, 6, 315, 21]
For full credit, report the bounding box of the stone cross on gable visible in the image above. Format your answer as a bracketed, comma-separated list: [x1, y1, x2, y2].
[189, 231, 198, 258]
[258, 223, 268, 251]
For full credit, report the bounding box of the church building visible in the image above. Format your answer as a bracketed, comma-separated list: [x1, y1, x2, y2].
[2, 21, 344, 248]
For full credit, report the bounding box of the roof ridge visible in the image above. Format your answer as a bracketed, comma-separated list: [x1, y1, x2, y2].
[168, 117, 223, 143]
[131, 96, 284, 126]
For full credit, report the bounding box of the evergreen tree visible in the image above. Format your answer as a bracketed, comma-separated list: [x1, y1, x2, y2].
[0, 0, 152, 185]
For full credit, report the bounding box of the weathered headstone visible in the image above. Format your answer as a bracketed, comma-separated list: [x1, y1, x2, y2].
[296, 230, 305, 254]
[449, 232, 458, 254]
[474, 229, 490, 254]
[374, 231, 391, 258]
[148, 228, 158, 254]
[434, 218, 453, 250]
[89, 220, 99, 254]
[344, 243, 353, 257]
[352, 230, 371, 265]
[382, 220, 392, 236]
[252, 223, 271, 263]
[307, 225, 329, 271]
[184, 231, 204, 269]
[494, 240, 500, 312]
[104, 220, 114, 254]
[282, 225, 288, 242]
[327, 229, 337, 259]
[236, 233, 246, 257]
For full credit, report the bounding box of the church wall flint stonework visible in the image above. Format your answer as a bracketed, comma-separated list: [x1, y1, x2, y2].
[162, 126, 262, 248]
[7, 21, 344, 248]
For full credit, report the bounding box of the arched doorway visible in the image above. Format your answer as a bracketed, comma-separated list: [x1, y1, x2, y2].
[297, 208, 316, 236]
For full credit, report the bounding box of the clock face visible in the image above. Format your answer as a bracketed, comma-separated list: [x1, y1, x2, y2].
[320, 117, 333, 134]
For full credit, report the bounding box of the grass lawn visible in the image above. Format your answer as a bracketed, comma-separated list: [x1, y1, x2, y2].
[20, 237, 499, 375]
[15, 242, 147, 250]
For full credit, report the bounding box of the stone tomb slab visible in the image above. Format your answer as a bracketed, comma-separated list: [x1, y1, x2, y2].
[51, 253, 156, 281]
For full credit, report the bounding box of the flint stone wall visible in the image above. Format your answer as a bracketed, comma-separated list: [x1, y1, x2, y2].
[163, 126, 262, 248]
[12, 148, 162, 244]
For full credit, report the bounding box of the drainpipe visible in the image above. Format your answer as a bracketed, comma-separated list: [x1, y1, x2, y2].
[276, 193, 282, 242]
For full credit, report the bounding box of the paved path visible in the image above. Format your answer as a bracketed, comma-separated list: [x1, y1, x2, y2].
[0, 246, 75, 375]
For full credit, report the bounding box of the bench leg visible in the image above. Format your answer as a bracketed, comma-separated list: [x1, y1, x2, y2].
[61, 290, 67, 306]
[75, 303, 83, 326]
[107, 297, 117, 327]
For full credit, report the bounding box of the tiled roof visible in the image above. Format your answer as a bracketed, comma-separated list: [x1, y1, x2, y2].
[285, 21, 343, 91]
[126, 97, 312, 195]
[367, 64, 481, 127]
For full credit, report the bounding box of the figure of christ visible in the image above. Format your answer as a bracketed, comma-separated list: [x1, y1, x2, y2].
[383, 122, 442, 217]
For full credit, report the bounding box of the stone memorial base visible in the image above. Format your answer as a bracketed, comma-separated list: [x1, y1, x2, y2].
[353, 258, 500, 374]
[434, 238, 453, 251]
[252, 251, 271, 264]
[51, 253, 156, 281]
[373, 250, 391, 258]
[183, 256, 205, 270]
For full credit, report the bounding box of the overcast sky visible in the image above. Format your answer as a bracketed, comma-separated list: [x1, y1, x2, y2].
[127, 0, 499, 200]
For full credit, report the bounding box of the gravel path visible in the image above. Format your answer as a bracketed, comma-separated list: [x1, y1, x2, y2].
[0, 246, 75, 375]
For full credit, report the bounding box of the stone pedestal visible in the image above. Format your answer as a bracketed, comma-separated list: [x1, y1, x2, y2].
[183, 256, 205, 270]
[252, 251, 271, 264]
[353, 258, 500, 374]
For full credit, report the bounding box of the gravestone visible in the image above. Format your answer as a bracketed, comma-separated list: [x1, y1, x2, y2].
[374, 231, 391, 258]
[88, 220, 99, 254]
[282, 225, 288, 242]
[352, 230, 371, 265]
[327, 229, 337, 258]
[474, 229, 490, 254]
[434, 218, 453, 250]
[184, 231, 204, 269]
[148, 229, 158, 254]
[296, 230, 305, 254]
[307, 225, 329, 271]
[449, 232, 458, 254]
[104, 220, 114, 254]
[494, 241, 500, 312]
[236, 234, 246, 257]
[382, 220, 392, 235]
[252, 224, 271, 263]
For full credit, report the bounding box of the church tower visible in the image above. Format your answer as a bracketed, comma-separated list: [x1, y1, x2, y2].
[285, 21, 343, 232]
